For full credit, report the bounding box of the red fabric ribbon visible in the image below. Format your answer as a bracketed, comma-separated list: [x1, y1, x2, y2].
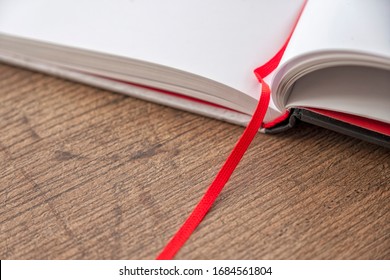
[157, 2, 307, 260]
[157, 79, 270, 260]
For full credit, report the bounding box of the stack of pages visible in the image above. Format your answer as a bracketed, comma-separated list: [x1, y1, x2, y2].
[0, 0, 389, 146]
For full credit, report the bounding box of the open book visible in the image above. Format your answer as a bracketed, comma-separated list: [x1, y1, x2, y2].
[0, 0, 389, 147]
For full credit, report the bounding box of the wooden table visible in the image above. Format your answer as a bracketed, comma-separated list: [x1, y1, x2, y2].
[0, 63, 389, 259]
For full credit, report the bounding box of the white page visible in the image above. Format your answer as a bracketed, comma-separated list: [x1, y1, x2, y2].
[286, 66, 390, 123]
[0, 0, 305, 104]
[280, 0, 390, 66]
[270, 0, 390, 118]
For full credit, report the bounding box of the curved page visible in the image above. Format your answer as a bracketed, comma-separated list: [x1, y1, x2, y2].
[272, 0, 390, 113]
[0, 0, 305, 119]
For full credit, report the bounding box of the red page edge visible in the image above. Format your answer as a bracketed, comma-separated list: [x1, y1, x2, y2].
[304, 107, 390, 136]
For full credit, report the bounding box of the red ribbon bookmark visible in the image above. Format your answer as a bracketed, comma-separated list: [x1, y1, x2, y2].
[157, 79, 270, 260]
[157, 2, 307, 260]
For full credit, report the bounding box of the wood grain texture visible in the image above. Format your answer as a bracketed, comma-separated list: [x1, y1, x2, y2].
[0, 63, 389, 259]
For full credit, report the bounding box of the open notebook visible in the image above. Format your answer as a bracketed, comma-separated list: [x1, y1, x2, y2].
[1, 0, 389, 259]
[0, 0, 389, 146]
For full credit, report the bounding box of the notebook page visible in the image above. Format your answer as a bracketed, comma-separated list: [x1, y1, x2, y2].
[0, 0, 305, 104]
[287, 66, 390, 123]
[270, 0, 390, 117]
[279, 0, 390, 66]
